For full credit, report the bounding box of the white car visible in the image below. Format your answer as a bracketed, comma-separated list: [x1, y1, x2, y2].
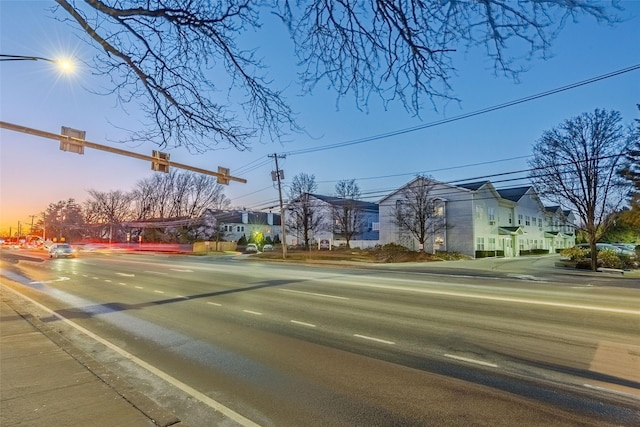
[49, 243, 77, 258]
[244, 243, 258, 253]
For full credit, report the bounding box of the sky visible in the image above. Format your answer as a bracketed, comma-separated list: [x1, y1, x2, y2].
[1, 1, 639, 236]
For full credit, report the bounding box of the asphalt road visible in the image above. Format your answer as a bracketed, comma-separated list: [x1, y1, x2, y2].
[1, 250, 639, 426]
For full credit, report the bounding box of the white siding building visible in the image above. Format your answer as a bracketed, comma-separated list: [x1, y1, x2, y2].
[379, 178, 575, 258]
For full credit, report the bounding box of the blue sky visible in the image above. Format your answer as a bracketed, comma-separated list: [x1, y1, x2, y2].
[1, 1, 639, 235]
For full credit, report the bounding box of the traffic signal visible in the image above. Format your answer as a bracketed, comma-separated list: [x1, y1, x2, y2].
[59, 126, 85, 154]
[151, 150, 170, 173]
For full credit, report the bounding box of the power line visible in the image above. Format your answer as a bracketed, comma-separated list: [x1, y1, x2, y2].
[279, 64, 640, 157]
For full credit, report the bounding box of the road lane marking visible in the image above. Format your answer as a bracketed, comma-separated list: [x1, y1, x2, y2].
[170, 268, 193, 273]
[280, 288, 349, 300]
[135, 286, 144, 289]
[143, 270, 169, 275]
[29, 277, 70, 285]
[332, 281, 640, 315]
[104, 279, 112, 283]
[291, 320, 316, 328]
[1, 285, 260, 427]
[207, 302, 221, 306]
[154, 290, 165, 294]
[445, 354, 498, 368]
[354, 334, 395, 345]
[583, 384, 640, 400]
[243, 310, 262, 316]
[116, 272, 135, 277]
[119, 283, 127, 286]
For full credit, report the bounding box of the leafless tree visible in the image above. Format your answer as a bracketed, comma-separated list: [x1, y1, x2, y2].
[392, 176, 446, 252]
[528, 109, 632, 271]
[53, 1, 618, 151]
[333, 179, 365, 248]
[132, 171, 229, 220]
[287, 172, 324, 249]
[83, 189, 134, 241]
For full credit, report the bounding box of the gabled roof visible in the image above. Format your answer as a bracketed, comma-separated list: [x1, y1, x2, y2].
[457, 181, 491, 191]
[496, 186, 533, 202]
[309, 194, 378, 212]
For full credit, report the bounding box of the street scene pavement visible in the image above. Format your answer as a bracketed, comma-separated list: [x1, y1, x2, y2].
[1, 253, 638, 426]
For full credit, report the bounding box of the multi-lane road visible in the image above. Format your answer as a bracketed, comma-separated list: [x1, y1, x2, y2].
[1, 250, 639, 426]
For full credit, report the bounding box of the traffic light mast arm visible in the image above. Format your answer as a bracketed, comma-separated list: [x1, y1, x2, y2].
[0, 121, 246, 184]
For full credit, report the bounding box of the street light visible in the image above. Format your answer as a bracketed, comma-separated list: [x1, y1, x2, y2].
[0, 54, 75, 73]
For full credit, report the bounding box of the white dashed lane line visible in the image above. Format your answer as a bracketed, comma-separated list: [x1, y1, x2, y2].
[280, 289, 349, 300]
[243, 310, 263, 316]
[290, 320, 316, 328]
[207, 302, 221, 306]
[116, 272, 135, 277]
[154, 290, 165, 294]
[354, 334, 395, 345]
[445, 354, 498, 368]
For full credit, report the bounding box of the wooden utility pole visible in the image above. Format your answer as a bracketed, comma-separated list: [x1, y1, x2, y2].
[269, 153, 287, 259]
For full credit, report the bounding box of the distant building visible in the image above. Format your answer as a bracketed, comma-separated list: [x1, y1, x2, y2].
[202, 209, 281, 243]
[285, 194, 379, 248]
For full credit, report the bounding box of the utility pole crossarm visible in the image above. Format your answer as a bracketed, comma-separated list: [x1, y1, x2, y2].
[0, 121, 246, 184]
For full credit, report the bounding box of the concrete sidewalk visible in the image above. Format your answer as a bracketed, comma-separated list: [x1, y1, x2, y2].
[0, 290, 182, 427]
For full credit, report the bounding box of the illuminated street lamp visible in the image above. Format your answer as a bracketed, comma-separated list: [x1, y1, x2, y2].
[0, 54, 75, 73]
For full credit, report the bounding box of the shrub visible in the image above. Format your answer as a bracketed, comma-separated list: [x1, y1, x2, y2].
[561, 246, 589, 261]
[598, 249, 622, 269]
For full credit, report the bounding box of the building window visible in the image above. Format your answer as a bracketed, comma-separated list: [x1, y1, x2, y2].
[487, 207, 495, 222]
[435, 205, 444, 216]
[488, 237, 496, 250]
[518, 214, 523, 225]
[476, 237, 485, 250]
[525, 216, 531, 226]
[508, 213, 513, 224]
[538, 218, 542, 228]
[475, 205, 482, 219]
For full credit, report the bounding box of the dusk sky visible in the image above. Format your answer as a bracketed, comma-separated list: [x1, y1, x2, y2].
[1, 1, 639, 237]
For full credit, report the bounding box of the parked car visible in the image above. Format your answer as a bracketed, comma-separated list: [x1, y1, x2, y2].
[244, 243, 259, 253]
[262, 244, 274, 251]
[49, 243, 77, 258]
[577, 243, 635, 258]
[319, 239, 331, 250]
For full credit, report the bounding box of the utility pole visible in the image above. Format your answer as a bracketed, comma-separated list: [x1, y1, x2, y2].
[269, 153, 287, 259]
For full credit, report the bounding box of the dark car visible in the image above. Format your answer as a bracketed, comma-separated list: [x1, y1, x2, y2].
[48, 243, 77, 258]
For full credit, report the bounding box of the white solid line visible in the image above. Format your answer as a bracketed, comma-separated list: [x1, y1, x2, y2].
[280, 288, 349, 300]
[290, 320, 316, 328]
[445, 354, 498, 368]
[207, 302, 221, 306]
[0, 285, 260, 427]
[583, 384, 640, 400]
[243, 310, 263, 316]
[354, 334, 395, 345]
[334, 281, 640, 315]
[154, 290, 165, 294]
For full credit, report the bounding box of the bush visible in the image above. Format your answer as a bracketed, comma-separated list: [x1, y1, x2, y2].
[598, 249, 622, 269]
[561, 246, 589, 261]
